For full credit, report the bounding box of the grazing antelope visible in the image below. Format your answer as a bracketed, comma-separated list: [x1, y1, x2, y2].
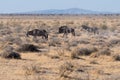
[26, 29, 48, 40]
[59, 26, 75, 37]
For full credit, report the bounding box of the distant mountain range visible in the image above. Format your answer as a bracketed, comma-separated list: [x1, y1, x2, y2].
[21, 8, 115, 14]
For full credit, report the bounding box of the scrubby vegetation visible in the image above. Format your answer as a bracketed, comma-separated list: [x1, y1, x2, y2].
[1, 51, 21, 59]
[17, 44, 40, 52]
[0, 15, 120, 80]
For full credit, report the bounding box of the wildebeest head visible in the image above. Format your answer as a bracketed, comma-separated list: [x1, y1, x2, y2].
[44, 32, 48, 40]
[71, 28, 75, 36]
[59, 26, 68, 33]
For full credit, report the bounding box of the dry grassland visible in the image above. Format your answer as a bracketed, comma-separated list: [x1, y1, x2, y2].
[0, 15, 120, 80]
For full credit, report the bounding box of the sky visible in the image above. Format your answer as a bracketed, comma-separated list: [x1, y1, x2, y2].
[0, 0, 120, 13]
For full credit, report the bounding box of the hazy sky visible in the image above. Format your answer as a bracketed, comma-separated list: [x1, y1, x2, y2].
[0, 0, 120, 13]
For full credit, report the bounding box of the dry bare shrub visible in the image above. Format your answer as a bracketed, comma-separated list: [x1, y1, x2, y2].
[97, 48, 111, 56]
[56, 48, 65, 57]
[100, 24, 108, 30]
[66, 21, 74, 25]
[97, 70, 105, 75]
[13, 26, 23, 33]
[0, 28, 12, 35]
[91, 48, 111, 58]
[3, 45, 14, 52]
[17, 44, 40, 52]
[71, 49, 80, 59]
[34, 76, 43, 80]
[44, 48, 63, 59]
[82, 22, 89, 27]
[59, 62, 74, 78]
[48, 38, 61, 47]
[51, 20, 60, 28]
[23, 65, 40, 75]
[3, 35, 22, 45]
[113, 54, 120, 61]
[109, 39, 120, 47]
[3, 35, 13, 42]
[109, 26, 117, 32]
[50, 55, 60, 59]
[71, 47, 97, 57]
[59, 62, 89, 80]
[90, 60, 98, 64]
[63, 43, 71, 51]
[68, 41, 78, 47]
[12, 37, 23, 45]
[0, 21, 4, 27]
[48, 47, 71, 59]
[79, 39, 90, 44]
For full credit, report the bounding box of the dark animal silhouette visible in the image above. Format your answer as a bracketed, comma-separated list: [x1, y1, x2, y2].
[81, 25, 99, 34]
[59, 26, 75, 37]
[26, 29, 48, 40]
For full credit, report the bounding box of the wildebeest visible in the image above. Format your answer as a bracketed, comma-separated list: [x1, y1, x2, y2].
[59, 26, 75, 37]
[26, 29, 48, 40]
[81, 25, 99, 34]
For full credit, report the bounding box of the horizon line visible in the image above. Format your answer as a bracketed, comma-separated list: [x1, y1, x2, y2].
[0, 8, 120, 14]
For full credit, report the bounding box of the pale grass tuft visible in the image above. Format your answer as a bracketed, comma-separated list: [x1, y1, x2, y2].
[59, 62, 74, 79]
[23, 65, 40, 75]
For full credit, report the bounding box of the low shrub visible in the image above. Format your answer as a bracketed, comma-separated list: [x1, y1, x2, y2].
[113, 54, 120, 61]
[1, 51, 21, 59]
[23, 65, 40, 75]
[97, 48, 111, 56]
[71, 47, 97, 56]
[48, 38, 61, 47]
[91, 48, 111, 58]
[59, 62, 74, 78]
[17, 44, 40, 52]
[109, 39, 120, 47]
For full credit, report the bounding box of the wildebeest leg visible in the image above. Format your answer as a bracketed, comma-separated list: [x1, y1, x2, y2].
[26, 32, 29, 37]
[63, 32, 67, 38]
[96, 29, 99, 35]
[66, 32, 68, 38]
[63, 30, 66, 37]
[63, 33, 65, 37]
[63, 32, 68, 37]
[94, 29, 98, 35]
[33, 36, 38, 42]
[72, 32, 75, 36]
[86, 29, 89, 34]
[97, 31, 99, 35]
[41, 35, 47, 40]
[42, 36, 44, 39]
[33, 36, 37, 39]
